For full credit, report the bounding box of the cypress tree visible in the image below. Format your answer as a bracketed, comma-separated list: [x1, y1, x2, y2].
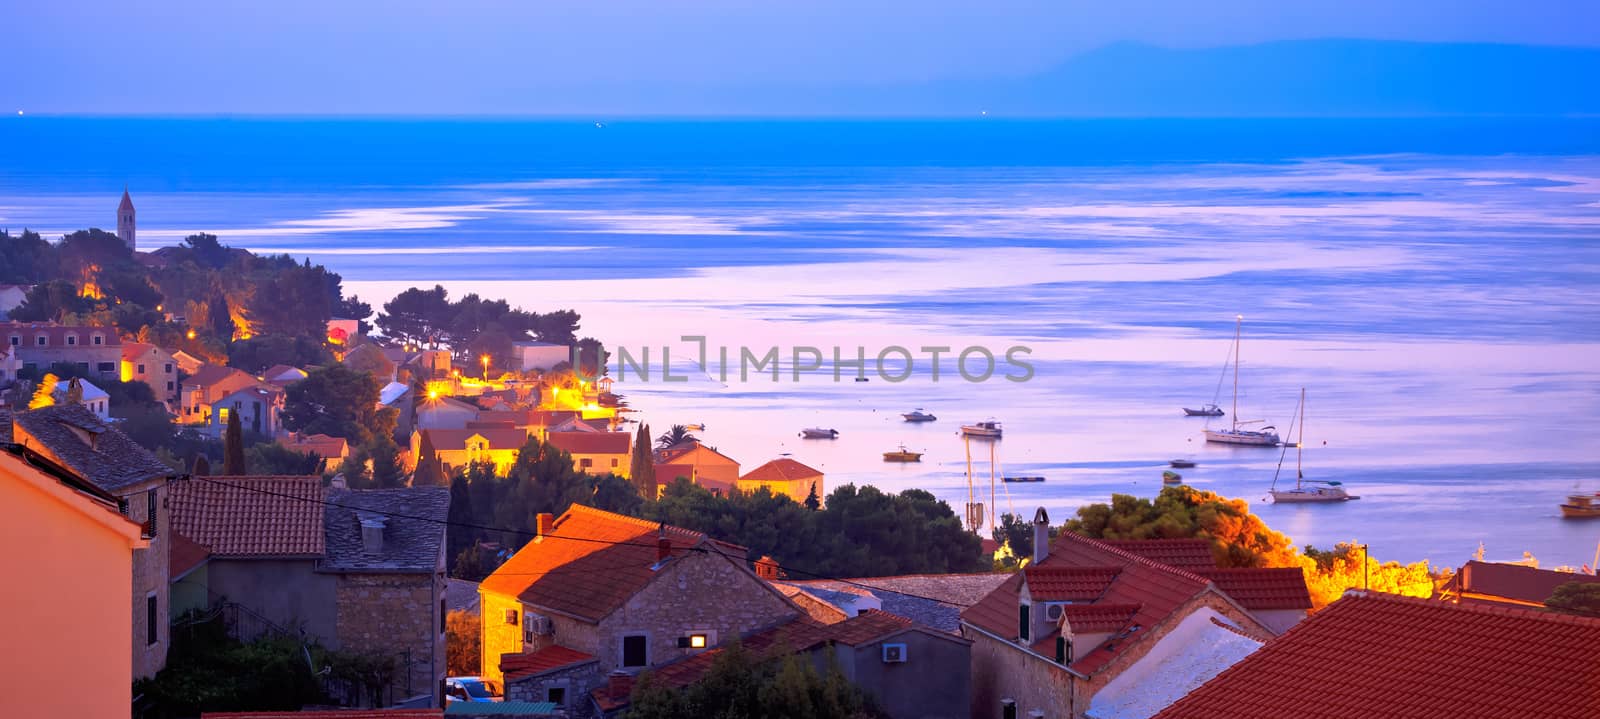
[192, 454, 211, 477]
[412, 430, 446, 486]
[629, 423, 655, 499]
[804, 482, 821, 511]
[446, 473, 475, 574]
[223, 408, 246, 476]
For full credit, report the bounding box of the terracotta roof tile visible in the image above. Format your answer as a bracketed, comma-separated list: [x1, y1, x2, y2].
[502, 644, 598, 681]
[1061, 603, 1143, 633]
[170, 531, 211, 579]
[546, 431, 630, 455]
[1444, 560, 1600, 607]
[1101, 538, 1218, 570]
[1024, 566, 1122, 601]
[1199, 567, 1313, 610]
[423, 427, 529, 451]
[169, 476, 326, 557]
[186, 364, 254, 390]
[1152, 592, 1600, 719]
[480, 505, 740, 623]
[739, 458, 822, 483]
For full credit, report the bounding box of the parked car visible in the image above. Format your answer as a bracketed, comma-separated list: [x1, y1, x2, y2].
[444, 676, 503, 703]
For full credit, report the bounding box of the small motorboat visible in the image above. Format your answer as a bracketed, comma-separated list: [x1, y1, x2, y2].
[1170, 459, 1197, 469]
[883, 445, 922, 462]
[961, 420, 1003, 438]
[1162, 470, 1183, 484]
[800, 427, 839, 439]
[1560, 492, 1600, 519]
[1183, 404, 1224, 417]
[902, 409, 937, 422]
[1002, 476, 1045, 483]
[854, 376, 870, 382]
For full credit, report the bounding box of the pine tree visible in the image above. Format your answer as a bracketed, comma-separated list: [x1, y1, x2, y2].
[803, 482, 821, 511]
[412, 430, 446, 486]
[629, 423, 655, 499]
[368, 437, 405, 488]
[223, 409, 246, 476]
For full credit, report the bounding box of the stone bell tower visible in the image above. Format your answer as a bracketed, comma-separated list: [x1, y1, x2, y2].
[117, 187, 136, 251]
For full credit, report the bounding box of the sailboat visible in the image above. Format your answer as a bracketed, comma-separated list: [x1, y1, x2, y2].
[1203, 315, 1281, 447]
[1269, 388, 1358, 503]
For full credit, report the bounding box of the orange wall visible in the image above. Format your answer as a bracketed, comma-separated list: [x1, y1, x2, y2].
[0, 455, 143, 718]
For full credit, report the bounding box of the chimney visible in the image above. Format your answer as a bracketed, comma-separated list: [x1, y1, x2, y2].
[361, 516, 387, 554]
[536, 513, 554, 538]
[607, 670, 635, 699]
[1032, 507, 1051, 564]
[754, 555, 780, 580]
[656, 523, 671, 563]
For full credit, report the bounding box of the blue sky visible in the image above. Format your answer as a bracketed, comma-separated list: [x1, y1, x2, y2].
[4, 1, 1598, 115]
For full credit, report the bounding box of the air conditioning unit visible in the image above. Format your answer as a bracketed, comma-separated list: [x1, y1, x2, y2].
[530, 615, 554, 636]
[881, 643, 908, 664]
[1044, 603, 1066, 622]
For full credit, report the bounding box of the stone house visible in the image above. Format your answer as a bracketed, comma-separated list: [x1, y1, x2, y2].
[277, 432, 350, 473]
[960, 509, 1313, 719]
[1, 443, 149, 718]
[589, 610, 972, 719]
[5, 403, 178, 680]
[737, 457, 824, 503]
[120, 342, 179, 403]
[52, 377, 111, 420]
[1435, 558, 1600, 610]
[652, 440, 741, 494]
[2, 321, 123, 382]
[545, 431, 631, 478]
[480, 505, 802, 715]
[180, 365, 261, 426]
[168, 477, 451, 703]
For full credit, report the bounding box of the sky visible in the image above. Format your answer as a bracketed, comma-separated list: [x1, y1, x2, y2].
[4, 1, 1599, 115]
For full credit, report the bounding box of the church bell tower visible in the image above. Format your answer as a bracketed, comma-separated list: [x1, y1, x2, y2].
[117, 188, 136, 251]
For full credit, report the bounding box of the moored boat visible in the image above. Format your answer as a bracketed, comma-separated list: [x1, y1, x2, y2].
[1268, 389, 1359, 503]
[961, 420, 1003, 438]
[1170, 459, 1196, 469]
[1183, 404, 1224, 417]
[902, 409, 938, 422]
[799, 427, 839, 439]
[1560, 492, 1600, 519]
[1002, 476, 1045, 483]
[883, 445, 922, 462]
[1204, 315, 1281, 448]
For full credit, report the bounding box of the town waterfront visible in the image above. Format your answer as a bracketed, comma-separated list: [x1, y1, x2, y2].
[4, 117, 1599, 568]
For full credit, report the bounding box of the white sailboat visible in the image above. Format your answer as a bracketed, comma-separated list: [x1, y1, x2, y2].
[1269, 388, 1358, 503]
[1204, 315, 1281, 447]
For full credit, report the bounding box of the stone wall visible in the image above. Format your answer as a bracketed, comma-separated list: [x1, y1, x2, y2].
[966, 627, 1075, 719]
[335, 572, 445, 700]
[596, 549, 797, 675]
[505, 659, 601, 716]
[126, 477, 169, 680]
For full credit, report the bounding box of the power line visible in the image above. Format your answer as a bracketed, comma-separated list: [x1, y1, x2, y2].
[176, 474, 974, 607]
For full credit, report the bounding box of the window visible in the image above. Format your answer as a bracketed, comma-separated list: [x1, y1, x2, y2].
[547, 687, 566, 705]
[146, 594, 159, 646]
[504, 609, 519, 625]
[164, 363, 173, 373]
[1055, 636, 1071, 664]
[580, 458, 593, 469]
[8, 335, 17, 346]
[167, 381, 174, 391]
[138, 363, 146, 374]
[66, 335, 77, 346]
[1002, 699, 1017, 719]
[611, 458, 619, 467]
[146, 489, 158, 538]
[677, 631, 715, 650]
[93, 335, 103, 345]
[36, 336, 46, 346]
[1018, 604, 1030, 642]
[441, 598, 447, 635]
[621, 634, 648, 667]
[97, 362, 115, 373]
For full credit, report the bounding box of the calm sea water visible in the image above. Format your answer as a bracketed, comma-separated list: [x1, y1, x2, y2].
[4, 117, 1599, 570]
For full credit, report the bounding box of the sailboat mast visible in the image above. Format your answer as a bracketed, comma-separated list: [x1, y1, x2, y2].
[1297, 387, 1305, 489]
[964, 435, 975, 534]
[989, 440, 997, 531]
[1232, 315, 1242, 431]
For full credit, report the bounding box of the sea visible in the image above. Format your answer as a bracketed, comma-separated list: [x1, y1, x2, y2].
[3, 116, 1599, 570]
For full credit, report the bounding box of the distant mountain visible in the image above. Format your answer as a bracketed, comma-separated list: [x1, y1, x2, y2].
[978, 39, 1600, 116]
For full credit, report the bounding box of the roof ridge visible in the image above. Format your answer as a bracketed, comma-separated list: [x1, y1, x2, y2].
[1349, 589, 1600, 626]
[1062, 532, 1214, 585]
[562, 504, 705, 538]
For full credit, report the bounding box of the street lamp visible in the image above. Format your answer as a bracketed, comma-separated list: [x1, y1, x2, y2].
[480, 354, 491, 378]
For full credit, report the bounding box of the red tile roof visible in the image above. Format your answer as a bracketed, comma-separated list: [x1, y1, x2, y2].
[501, 644, 598, 681]
[423, 427, 529, 451]
[546, 431, 630, 455]
[1023, 566, 1121, 601]
[963, 532, 1212, 675]
[1060, 603, 1143, 633]
[740, 458, 822, 483]
[202, 712, 441, 719]
[278, 433, 349, 460]
[654, 463, 695, 487]
[0, 321, 121, 348]
[655, 441, 738, 466]
[1199, 568, 1313, 610]
[1443, 560, 1600, 608]
[186, 364, 255, 390]
[1152, 591, 1600, 719]
[480, 505, 745, 623]
[1101, 539, 1217, 570]
[169, 530, 211, 579]
[168, 476, 326, 557]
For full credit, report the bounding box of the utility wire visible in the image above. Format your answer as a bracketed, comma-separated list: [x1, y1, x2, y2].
[177, 473, 975, 607]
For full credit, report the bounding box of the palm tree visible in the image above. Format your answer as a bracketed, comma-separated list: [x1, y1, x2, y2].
[656, 424, 697, 449]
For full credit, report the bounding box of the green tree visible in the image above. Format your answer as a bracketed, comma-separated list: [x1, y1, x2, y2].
[446, 473, 476, 572]
[223, 410, 246, 476]
[192, 454, 212, 477]
[375, 285, 453, 348]
[630, 423, 656, 498]
[1065, 486, 1298, 568]
[1544, 581, 1600, 618]
[625, 641, 880, 719]
[245, 443, 322, 476]
[412, 431, 447, 486]
[803, 483, 821, 511]
[367, 436, 406, 489]
[282, 364, 382, 445]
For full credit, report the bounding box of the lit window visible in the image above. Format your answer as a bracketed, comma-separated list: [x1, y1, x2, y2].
[690, 634, 708, 649]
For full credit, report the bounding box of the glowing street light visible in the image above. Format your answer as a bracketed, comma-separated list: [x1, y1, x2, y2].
[185, 329, 196, 340]
[480, 354, 491, 378]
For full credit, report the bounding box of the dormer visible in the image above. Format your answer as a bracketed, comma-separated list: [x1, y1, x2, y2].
[1019, 565, 1121, 645]
[1055, 603, 1141, 663]
[65, 333, 78, 347]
